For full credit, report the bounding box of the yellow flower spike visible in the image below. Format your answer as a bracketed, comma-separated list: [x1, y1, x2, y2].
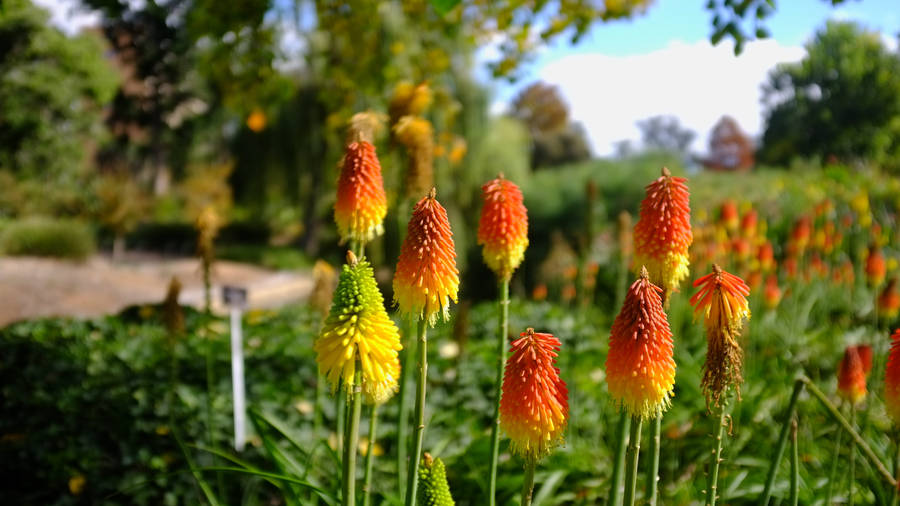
[314, 251, 402, 404]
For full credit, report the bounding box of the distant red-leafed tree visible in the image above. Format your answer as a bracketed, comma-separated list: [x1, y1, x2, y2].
[704, 116, 755, 171]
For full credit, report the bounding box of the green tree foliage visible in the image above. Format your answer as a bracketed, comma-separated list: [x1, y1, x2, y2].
[510, 82, 591, 169]
[0, 0, 117, 180]
[705, 0, 850, 54]
[759, 21, 900, 170]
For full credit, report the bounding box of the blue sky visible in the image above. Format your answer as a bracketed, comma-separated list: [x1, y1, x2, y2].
[487, 0, 900, 155]
[35, 0, 900, 156]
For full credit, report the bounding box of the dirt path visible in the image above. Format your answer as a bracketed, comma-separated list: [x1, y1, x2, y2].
[0, 254, 313, 326]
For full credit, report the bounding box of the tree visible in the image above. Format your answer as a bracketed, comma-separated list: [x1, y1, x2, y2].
[0, 0, 117, 182]
[636, 115, 696, 155]
[510, 82, 591, 168]
[759, 21, 900, 169]
[704, 116, 754, 171]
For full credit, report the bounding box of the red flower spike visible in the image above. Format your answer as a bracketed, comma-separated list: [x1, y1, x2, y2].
[334, 141, 388, 244]
[499, 328, 569, 461]
[885, 330, 900, 424]
[838, 345, 871, 406]
[605, 267, 676, 419]
[690, 265, 751, 406]
[477, 174, 529, 280]
[633, 167, 693, 298]
[393, 188, 459, 326]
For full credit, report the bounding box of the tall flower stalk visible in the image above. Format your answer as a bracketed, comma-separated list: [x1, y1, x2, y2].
[629, 167, 692, 505]
[886, 329, 900, 505]
[606, 267, 676, 506]
[394, 188, 459, 506]
[690, 264, 751, 506]
[314, 252, 402, 506]
[836, 344, 871, 505]
[477, 174, 529, 506]
[499, 329, 568, 506]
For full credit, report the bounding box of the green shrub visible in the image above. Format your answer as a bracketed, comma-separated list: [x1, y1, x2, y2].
[0, 217, 95, 260]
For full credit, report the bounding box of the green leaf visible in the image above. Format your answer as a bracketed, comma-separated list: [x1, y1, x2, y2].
[195, 467, 338, 505]
[429, 0, 461, 15]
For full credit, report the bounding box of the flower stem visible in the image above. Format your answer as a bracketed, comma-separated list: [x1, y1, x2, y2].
[404, 318, 428, 506]
[362, 404, 378, 506]
[396, 317, 413, 492]
[336, 385, 345, 459]
[891, 435, 900, 506]
[607, 411, 631, 506]
[824, 425, 843, 505]
[342, 367, 363, 506]
[624, 415, 643, 506]
[789, 418, 799, 506]
[849, 405, 856, 506]
[488, 278, 510, 506]
[706, 405, 727, 506]
[800, 375, 895, 486]
[521, 458, 536, 506]
[760, 378, 804, 505]
[647, 415, 661, 506]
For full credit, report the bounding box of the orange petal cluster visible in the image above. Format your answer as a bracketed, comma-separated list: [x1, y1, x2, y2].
[633, 167, 693, 297]
[879, 278, 900, 319]
[500, 328, 568, 460]
[885, 330, 900, 424]
[393, 188, 459, 325]
[477, 175, 529, 280]
[690, 265, 751, 406]
[866, 244, 886, 287]
[334, 141, 388, 245]
[837, 345, 872, 406]
[605, 268, 676, 419]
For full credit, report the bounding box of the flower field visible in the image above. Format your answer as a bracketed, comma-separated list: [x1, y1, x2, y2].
[4, 154, 900, 505]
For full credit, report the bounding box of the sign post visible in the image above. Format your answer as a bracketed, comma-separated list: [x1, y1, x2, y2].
[223, 285, 248, 451]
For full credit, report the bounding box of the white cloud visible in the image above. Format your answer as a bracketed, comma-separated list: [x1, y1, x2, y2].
[32, 0, 100, 35]
[529, 39, 806, 156]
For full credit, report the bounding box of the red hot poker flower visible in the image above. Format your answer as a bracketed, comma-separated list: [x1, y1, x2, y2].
[838, 345, 872, 406]
[633, 167, 693, 298]
[690, 265, 751, 406]
[605, 267, 676, 419]
[500, 328, 568, 461]
[477, 174, 529, 280]
[334, 141, 388, 245]
[867, 244, 887, 287]
[885, 330, 900, 424]
[393, 188, 459, 326]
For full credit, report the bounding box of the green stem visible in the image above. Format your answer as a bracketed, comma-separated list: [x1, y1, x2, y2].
[891, 435, 900, 506]
[849, 406, 856, 506]
[521, 458, 536, 506]
[647, 415, 661, 506]
[362, 404, 378, 506]
[760, 379, 804, 505]
[624, 415, 643, 506]
[397, 318, 414, 493]
[342, 368, 363, 506]
[706, 405, 727, 506]
[824, 425, 843, 505]
[607, 411, 631, 506]
[800, 375, 896, 487]
[488, 278, 510, 506]
[404, 319, 428, 506]
[789, 418, 799, 506]
[313, 373, 325, 437]
[336, 385, 345, 460]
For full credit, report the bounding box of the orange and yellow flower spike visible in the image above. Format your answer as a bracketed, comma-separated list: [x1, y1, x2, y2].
[393, 188, 459, 326]
[314, 251, 402, 404]
[837, 345, 872, 406]
[605, 267, 676, 419]
[477, 174, 529, 281]
[334, 141, 389, 246]
[690, 264, 751, 406]
[500, 328, 569, 460]
[633, 167, 692, 300]
[867, 243, 887, 287]
[885, 329, 900, 424]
